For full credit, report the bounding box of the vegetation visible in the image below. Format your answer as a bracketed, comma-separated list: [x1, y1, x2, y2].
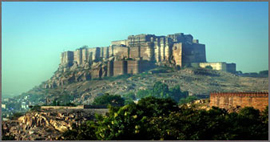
[92, 93, 125, 107]
[122, 92, 136, 105]
[149, 67, 171, 73]
[46, 94, 76, 106]
[178, 96, 198, 105]
[103, 74, 132, 81]
[259, 70, 268, 76]
[205, 65, 213, 70]
[29, 105, 41, 111]
[1, 127, 15, 141]
[62, 97, 268, 140]
[136, 82, 188, 103]
[9, 112, 24, 120]
[57, 94, 75, 105]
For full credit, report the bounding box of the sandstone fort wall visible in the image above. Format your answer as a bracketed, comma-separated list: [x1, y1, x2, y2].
[113, 61, 127, 76]
[210, 92, 268, 111]
[60, 33, 207, 69]
[59, 33, 238, 77]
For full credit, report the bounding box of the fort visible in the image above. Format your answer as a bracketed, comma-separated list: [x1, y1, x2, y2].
[59, 33, 236, 78]
[209, 92, 268, 111]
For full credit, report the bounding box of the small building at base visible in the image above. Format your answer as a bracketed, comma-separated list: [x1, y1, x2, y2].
[191, 62, 236, 73]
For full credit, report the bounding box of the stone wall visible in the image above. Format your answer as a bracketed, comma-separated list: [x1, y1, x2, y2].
[41, 105, 85, 110]
[59, 33, 210, 72]
[198, 62, 227, 71]
[111, 40, 128, 46]
[226, 63, 236, 73]
[191, 62, 236, 73]
[181, 43, 206, 67]
[129, 46, 140, 59]
[113, 46, 129, 60]
[191, 43, 206, 62]
[140, 42, 154, 61]
[172, 43, 183, 67]
[209, 92, 268, 111]
[100, 47, 109, 59]
[113, 61, 127, 76]
[41, 105, 108, 110]
[74, 49, 82, 65]
[127, 60, 140, 74]
[107, 60, 114, 77]
[61, 51, 74, 66]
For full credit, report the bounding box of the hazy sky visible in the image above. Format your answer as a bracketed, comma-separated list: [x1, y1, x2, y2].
[2, 2, 268, 96]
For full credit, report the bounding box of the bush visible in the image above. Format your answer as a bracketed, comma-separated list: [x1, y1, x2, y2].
[10, 112, 24, 120]
[93, 93, 125, 107]
[123, 92, 136, 105]
[205, 65, 213, 70]
[29, 105, 41, 111]
[136, 90, 152, 99]
[136, 82, 188, 103]
[62, 97, 268, 140]
[178, 96, 198, 105]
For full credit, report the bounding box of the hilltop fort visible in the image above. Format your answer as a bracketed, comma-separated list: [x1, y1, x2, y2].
[44, 33, 236, 88]
[60, 33, 235, 75]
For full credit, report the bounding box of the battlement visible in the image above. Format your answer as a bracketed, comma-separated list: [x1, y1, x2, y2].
[210, 92, 268, 111]
[60, 33, 207, 68]
[58, 33, 236, 79]
[210, 92, 268, 97]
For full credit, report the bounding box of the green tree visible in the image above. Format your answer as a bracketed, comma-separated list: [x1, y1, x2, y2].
[261, 106, 268, 124]
[93, 93, 125, 106]
[94, 97, 179, 140]
[205, 65, 213, 70]
[169, 85, 188, 102]
[63, 121, 97, 140]
[62, 98, 268, 140]
[123, 92, 136, 105]
[10, 112, 24, 120]
[178, 96, 198, 105]
[152, 81, 170, 98]
[29, 105, 41, 111]
[136, 90, 151, 99]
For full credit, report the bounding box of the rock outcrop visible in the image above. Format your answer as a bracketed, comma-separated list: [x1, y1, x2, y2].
[2, 109, 108, 140]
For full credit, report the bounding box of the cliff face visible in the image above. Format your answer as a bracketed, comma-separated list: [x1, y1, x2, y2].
[2, 109, 108, 140]
[44, 57, 113, 89]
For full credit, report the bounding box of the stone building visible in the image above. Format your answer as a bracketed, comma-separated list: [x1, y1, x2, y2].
[113, 61, 127, 76]
[191, 62, 236, 73]
[59, 32, 235, 77]
[210, 92, 268, 111]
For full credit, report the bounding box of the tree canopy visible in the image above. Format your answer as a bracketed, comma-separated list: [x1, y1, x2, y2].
[62, 97, 268, 140]
[136, 82, 188, 103]
[92, 93, 125, 107]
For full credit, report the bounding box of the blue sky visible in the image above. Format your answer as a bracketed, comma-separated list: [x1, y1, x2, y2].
[2, 2, 268, 96]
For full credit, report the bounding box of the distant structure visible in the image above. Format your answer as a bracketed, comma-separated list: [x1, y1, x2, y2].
[59, 33, 236, 77]
[41, 105, 108, 110]
[191, 62, 236, 73]
[209, 92, 268, 111]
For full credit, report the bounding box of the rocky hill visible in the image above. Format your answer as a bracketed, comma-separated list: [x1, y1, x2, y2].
[21, 67, 268, 106]
[2, 109, 108, 140]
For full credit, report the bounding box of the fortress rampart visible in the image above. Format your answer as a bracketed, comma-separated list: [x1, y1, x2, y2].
[60, 33, 206, 69]
[210, 92, 268, 111]
[57, 33, 236, 78]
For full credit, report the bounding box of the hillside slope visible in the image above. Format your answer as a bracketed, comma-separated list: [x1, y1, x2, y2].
[23, 67, 268, 105]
